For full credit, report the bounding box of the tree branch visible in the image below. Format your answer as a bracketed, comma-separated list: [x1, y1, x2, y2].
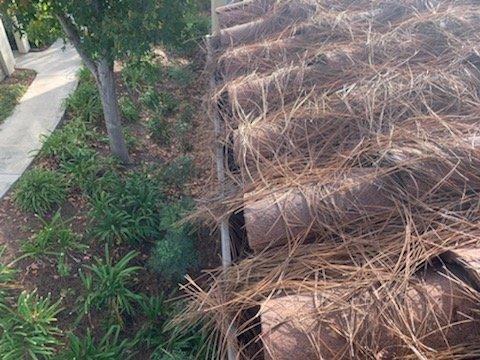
[56, 13, 98, 79]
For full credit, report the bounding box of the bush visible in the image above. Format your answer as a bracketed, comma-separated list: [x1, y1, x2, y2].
[175, 104, 194, 152]
[0, 291, 62, 360]
[136, 294, 208, 359]
[79, 247, 142, 323]
[140, 88, 178, 116]
[26, 6, 62, 49]
[66, 76, 102, 123]
[14, 169, 68, 215]
[21, 212, 85, 261]
[89, 172, 164, 245]
[58, 147, 100, 189]
[58, 326, 136, 360]
[156, 0, 209, 54]
[147, 115, 171, 145]
[0, 247, 16, 302]
[160, 156, 195, 190]
[120, 96, 140, 123]
[158, 92, 179, 116]
[40, 117, 92, 160]
[149, 230, 198, 283]
[122, 57, 163, 93]
[167, 65, 194, 87]
[139, 87, 160, 111]
[0, 78, 29, 123]
[149, 199, 198, 283]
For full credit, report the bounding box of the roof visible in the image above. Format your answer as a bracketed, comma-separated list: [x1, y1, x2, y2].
[188, 1, 480, 358]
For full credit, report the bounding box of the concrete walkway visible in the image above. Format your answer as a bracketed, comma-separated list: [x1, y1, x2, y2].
[0, 40, 81, 198]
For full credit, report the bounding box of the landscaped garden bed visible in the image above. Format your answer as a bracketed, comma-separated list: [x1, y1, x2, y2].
[0, 45, 217, 359]
[0, 69, 36, 123]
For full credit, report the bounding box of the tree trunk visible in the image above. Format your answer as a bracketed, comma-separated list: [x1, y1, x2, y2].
[56, 14, 130, 164]
[96, 58, 130, 164]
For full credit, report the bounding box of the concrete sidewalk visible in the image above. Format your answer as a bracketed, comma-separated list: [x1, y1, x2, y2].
[0, 39, 81, 199]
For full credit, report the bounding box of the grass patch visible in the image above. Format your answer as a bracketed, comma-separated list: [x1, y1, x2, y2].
[0, 69, 36, 123]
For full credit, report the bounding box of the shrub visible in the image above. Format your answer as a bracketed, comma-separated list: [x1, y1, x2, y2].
[149, 230, 198, 283]
[25, 5, 62, 49]
[175, 104, 194, 152]
[89, 172, 164, 244]
[58, 147, 100, 189]
[66, 76, 102, 123]
[156, 0, 209, 54]
[160, 156, 195, 190]
[123, 128, 140, 151]
[122, 57, 163, 93]
[88, 192, 132, 244]
[136, 293, 208, 360]
[158, 92, 179, 116]
[135, 294, 206, 359]
[0, 291, 62, 360]
[40, 117, 92, 160]
[139, 87, 160, 111]
[79, 247, 142, 323]
[167, 65, 193, 87]
[0, 79, 28, 123]
[120, 96, 140, 123]
[58, 326, 136, 360]
[21, 212, 85, 260]
[149, 199, 198, 283]
[140, 88, 178, 116]
[147, 115, 171, 145]
[14, 169, 68, 215]
[0, 247, 17, 302]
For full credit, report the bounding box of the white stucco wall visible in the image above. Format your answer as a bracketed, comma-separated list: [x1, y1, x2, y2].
[0, 17, 15, 80]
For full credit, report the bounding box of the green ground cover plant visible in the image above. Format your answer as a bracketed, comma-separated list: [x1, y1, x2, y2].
[0, 70, 35, 123]
[79, 248, 142, 324]
[0, 291, 62, 360]
[21, 212, 86, 264]
[14, 169, 68, 215]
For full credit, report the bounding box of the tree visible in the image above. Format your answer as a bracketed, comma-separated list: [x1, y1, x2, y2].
[1, 0, 161, 164]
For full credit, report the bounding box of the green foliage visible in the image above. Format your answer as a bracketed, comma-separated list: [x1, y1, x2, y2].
[65, 76, 102, 123]
[140, 88, 178, 117]
[79, 247, 142, 323]
[3, 0, 161, 62]
[156, 0, 209, 54]
[40, 117, 92, 160]
[57, 326, 136, 360]
[25, 3, 62, 49]
[89, 172, 164, 244]
[167, 65, 193, 87]
[21, 212, 85, 261]
[0, 72, 30, 123]
[139, 87, 160, 111]
[158, 92, 179, 116]
[149, 198, 198, 283]
[147, 115, 171, 145]
[58, 147, 100, 188]
[0, 247, 17, 302]
[119, 96, 139, 123]
[0, 291, 62, 360]
[175, 104, 194, 152]
[149, 231, 198, 284]
[136, 294, 208, 359]
[160, 156, 195, 190]
[14, 169, 68, 215]
[122, 57, 162, 93]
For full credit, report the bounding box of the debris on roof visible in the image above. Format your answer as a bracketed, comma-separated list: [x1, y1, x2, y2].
[184, 0, 480, 358]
